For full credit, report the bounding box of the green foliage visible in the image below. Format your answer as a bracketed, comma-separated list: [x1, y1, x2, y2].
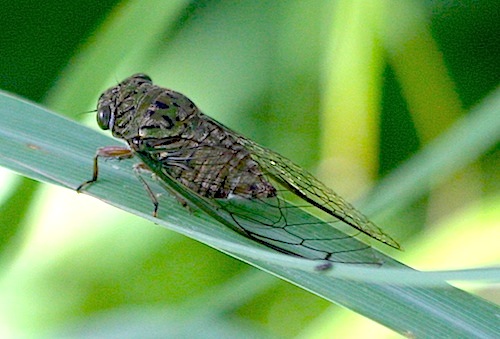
[0, 1, 498, 337]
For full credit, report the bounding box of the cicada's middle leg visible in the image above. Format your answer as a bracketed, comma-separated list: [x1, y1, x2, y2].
[131, 163, 160, 217]
[76, 146, 134, 192]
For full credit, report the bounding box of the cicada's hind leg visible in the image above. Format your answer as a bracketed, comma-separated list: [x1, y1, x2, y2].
[77, 146, 134, 192]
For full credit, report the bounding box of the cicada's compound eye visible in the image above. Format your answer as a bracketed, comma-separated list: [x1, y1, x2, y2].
[97, 105, 112, 130]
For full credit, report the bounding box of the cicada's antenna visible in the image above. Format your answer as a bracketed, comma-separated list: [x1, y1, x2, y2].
[76, 109, 97, 117]
[75, 109, 98, 122]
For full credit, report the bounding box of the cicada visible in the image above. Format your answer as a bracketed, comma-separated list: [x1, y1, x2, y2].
[78, 74, 400, 265]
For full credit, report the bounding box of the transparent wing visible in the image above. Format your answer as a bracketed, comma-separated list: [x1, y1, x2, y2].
[211, 187, 382, 265]
[237, 137, 401, 250]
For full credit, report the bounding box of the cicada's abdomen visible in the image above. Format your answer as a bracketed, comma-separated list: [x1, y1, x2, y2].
[145, 133, 277, 199]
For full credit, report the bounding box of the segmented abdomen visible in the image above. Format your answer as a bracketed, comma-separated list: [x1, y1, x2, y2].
[144, 118, 276, 199]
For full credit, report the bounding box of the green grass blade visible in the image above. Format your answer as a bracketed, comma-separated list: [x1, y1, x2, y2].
[0, 91, 498, 337]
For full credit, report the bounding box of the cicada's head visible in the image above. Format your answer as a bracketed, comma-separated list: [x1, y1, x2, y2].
[96, 74, 153, 137]
[96, 74, 198, 141]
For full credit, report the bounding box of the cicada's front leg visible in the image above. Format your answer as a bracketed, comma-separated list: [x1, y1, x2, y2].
[76, 146, 134, 192]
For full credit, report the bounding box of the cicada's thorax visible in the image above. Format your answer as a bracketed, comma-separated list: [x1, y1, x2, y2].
[100, 74, 276, 200]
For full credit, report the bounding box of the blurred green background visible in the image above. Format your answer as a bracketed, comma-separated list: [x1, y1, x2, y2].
[0, 0, 498, 337]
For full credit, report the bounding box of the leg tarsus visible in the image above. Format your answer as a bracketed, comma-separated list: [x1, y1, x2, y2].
[76, 153, 101, 192]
